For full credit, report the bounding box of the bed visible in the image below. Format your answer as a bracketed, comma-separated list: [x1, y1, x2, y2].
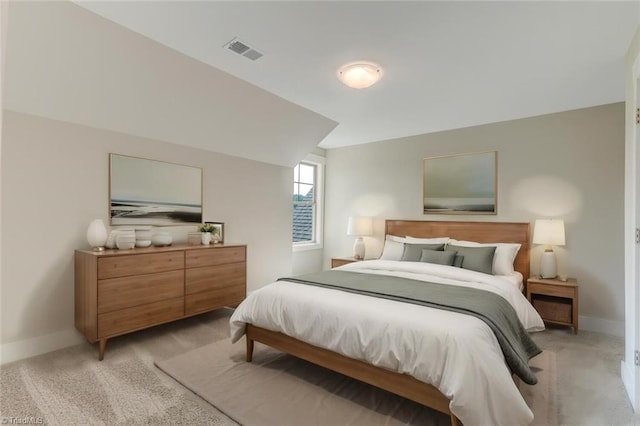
[230, 220, 544, 426]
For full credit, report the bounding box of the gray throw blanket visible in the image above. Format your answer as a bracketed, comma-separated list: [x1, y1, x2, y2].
[278, 270, 541, 385]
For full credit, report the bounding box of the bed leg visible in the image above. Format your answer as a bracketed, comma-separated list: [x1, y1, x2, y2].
[246, 335, 254, 362]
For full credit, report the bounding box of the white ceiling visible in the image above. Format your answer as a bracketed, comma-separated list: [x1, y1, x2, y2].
[75, 1, 639, 149]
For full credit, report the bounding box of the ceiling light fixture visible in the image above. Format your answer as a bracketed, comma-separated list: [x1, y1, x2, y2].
[337, 61, 383, 89]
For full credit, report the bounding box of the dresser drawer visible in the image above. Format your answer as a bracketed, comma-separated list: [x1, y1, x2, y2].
[98, 297, 184, 338]
[185, 287, 245, 315]
[185, 246, 246, 268]
[185, 263, 246, 295]
[98, 251, 184, 279]
[98, 270, 184, 314]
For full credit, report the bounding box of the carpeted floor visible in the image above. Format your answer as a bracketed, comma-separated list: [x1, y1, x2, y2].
[1, 309, 638, 425]
[155, 335, 556, 426]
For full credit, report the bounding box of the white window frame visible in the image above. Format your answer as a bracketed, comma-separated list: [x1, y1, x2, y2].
[292, 154, 324, 252]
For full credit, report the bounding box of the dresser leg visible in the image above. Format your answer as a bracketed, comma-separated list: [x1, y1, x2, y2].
[99, 338, 108, 361]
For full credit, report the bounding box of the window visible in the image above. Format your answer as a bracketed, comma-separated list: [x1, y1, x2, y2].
[293, 155, 324, 250]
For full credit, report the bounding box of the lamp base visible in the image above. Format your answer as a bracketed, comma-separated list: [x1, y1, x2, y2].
[353, 237, 365, 260]
[92, 246, 105, 252]
[539, 250, 557, 279]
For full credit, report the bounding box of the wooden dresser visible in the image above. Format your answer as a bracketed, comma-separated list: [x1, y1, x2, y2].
[75, 244, 246, 360]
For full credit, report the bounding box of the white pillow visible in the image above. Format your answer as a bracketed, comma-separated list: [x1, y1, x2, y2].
[379, 235, 406, 260]
[447, 239, 521, 275]
[405, 236, 450, 245]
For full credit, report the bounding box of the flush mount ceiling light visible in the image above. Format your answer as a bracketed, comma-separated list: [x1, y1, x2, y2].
[337, 61, 383, 89]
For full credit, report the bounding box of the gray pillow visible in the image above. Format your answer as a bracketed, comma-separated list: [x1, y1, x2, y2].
[401, 243, 445, 262]
[445, 245, 496, 275]
[453, 254, 464, 268]
[420, 249, 457, 266]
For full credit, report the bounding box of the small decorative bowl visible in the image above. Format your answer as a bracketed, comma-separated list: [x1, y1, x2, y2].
[152, 234, 172, 246]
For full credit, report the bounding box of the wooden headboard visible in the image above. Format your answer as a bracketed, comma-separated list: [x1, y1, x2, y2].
[385, 220, 531, 282]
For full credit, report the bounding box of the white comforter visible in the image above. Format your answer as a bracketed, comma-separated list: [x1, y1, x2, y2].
[230, 260, 545, 426]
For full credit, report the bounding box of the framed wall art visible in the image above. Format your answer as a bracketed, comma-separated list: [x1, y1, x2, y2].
[422, 151, 497, 215]
[110, 154, 203, 225]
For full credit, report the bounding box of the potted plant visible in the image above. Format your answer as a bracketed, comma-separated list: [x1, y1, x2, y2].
[199, 223, 214, 245]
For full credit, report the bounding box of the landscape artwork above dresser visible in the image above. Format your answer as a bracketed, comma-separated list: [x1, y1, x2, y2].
[109, 154, 203, 225]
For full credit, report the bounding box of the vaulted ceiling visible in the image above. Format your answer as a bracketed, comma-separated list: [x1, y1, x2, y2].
[4, 1, 638, 165]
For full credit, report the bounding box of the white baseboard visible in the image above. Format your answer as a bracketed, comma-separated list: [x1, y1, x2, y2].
[621, 360, 637, 412]
[0, 328, 84, 365]
[579, 315, 624, 337]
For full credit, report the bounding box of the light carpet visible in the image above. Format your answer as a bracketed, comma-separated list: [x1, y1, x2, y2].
[155, 337, 557, 426]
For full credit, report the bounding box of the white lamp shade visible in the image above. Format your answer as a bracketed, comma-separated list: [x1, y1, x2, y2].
[532, 219, 565, 246]
[347, 216, 373, 237]
[337, 62, 383, 89]
[87, 219, 108, 248]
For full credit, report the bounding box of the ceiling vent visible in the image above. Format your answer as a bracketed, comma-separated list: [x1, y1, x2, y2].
[224, 37, 264, 61]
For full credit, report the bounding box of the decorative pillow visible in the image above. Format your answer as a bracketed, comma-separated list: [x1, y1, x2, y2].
[405, 236, 450, 245]
[379, 235, 407, 260]
[447, 239, 521, 275]
[420, 249, 457, 266]
[445, 245, 496, 275]
[401, 243, 445, 262]
[453, 254, 464, 268]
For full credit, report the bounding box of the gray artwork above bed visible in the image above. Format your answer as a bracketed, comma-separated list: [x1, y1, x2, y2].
[422, 151, 497, 215]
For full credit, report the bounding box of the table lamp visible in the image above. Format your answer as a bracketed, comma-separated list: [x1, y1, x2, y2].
[87, 219, 108, 251]
[347, 216, 373, 260]
[532, 219, 565, 278]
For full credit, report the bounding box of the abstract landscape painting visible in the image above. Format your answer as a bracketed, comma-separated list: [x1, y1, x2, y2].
[110, 154, 203, 225]
[423, 151, 497, 214]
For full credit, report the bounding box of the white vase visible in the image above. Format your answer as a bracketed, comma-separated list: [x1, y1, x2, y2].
[201, 232, 212, 245]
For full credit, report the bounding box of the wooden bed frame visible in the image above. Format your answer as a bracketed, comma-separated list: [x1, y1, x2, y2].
[245, 220, 531, 426]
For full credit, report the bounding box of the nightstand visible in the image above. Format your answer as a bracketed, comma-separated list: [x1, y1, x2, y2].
[331, 257, 361, 268]
[526, 277, 579, 334]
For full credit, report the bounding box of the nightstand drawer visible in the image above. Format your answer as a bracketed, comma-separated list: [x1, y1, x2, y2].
[528, 282, 575, 298]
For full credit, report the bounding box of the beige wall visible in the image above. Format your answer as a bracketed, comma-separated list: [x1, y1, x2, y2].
[0, 111, 292, 360]
[325, 103, 625, 335]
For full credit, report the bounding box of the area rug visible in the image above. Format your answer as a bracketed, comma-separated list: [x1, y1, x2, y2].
[155, 337, 557, 426]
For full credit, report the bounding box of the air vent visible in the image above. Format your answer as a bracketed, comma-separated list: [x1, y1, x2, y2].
[224, 37, 264, 61]
[228, 40, 250, 54]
